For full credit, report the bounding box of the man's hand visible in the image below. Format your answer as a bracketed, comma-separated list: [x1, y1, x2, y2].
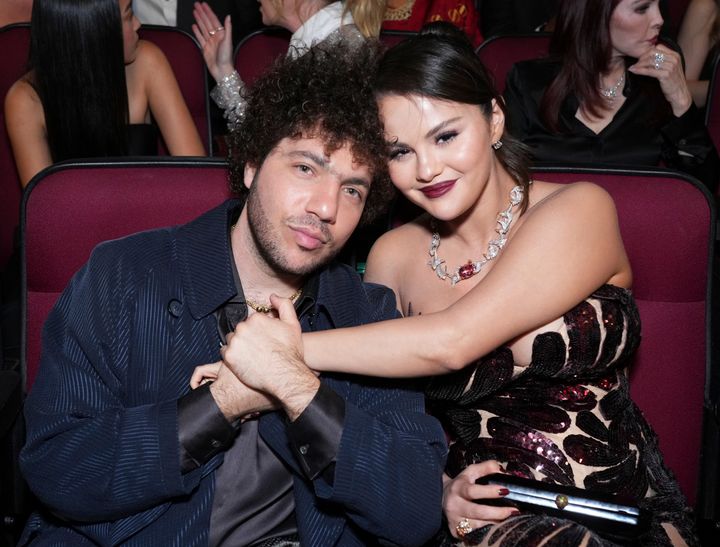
[208, 361, 276, 422]
[221, 294, 320, 421]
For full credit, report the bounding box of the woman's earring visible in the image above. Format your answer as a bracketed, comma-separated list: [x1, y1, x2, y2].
[492, 140, 503, 150]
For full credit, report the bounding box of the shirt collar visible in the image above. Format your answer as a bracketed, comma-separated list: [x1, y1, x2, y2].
[176, 200, 241, 320]
[288, 3, 354, 57]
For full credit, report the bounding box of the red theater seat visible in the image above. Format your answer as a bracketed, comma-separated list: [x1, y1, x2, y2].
[476, 33, 551, 94]
[21, 159, 232, 391]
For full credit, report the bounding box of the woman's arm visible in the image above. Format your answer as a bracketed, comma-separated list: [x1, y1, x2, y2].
[139, 41, 206, 156]
[304, 182, 630, 376]
[677, 0, 717, 107]
[4, 79, 53, 187]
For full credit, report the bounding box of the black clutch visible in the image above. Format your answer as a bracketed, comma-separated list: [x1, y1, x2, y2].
[476, 473, 650, 545]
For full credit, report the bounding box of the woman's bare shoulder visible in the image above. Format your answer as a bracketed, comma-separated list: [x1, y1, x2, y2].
[5, 76, 43, 122]
[527, 180, 616, 218]
[128, 40, 172, 76]
[5, 76, 39, 107]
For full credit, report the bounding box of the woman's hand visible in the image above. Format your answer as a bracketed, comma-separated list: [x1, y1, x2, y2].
[190, 362, 221, 388]
[628, 43, 693, 117]
[191, 1, 234, 83]
[443, 461, 519, 539]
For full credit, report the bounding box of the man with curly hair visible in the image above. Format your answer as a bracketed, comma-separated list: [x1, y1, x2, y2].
[19, 42, 447, 546]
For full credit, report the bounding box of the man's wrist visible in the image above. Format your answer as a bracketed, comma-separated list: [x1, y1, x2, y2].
[275, 365, 321, 422]
[209, 379, 243, 422]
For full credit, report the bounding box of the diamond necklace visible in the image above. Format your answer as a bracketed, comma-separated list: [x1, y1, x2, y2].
[428, 185, 524, 286]
[600, 71, 625, 102]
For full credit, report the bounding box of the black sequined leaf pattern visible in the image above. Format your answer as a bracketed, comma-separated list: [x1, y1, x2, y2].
[596, 286, 642, 363]
[482, 396, 572, 433]
[425, 363, 478, 402]
[584, 450, 647, 501]
[563, 434, 628, 467]
[462, 347, 516, 405]
[443, 407, 481, 446]
[526, 332, 566, 376]
[576, 410, 610, 441]
[599, 384, 632, 422]
[483, 419, 575, 484]
[606, 402, 643, 453]
[426, 347, 516, 406]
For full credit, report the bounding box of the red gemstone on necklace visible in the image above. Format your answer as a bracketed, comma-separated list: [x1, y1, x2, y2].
[458, 262, 475, 280]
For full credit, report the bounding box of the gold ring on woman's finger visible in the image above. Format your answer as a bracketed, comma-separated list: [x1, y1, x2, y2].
[456, 518, 473, 538]
[208, 26, 224, 36]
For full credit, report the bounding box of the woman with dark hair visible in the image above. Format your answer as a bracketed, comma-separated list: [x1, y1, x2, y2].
[192, 0, 385, 129]
[193, 22, 697, 545]
[504, 0, 718, 192]
[677, 0, 720, 107]
[4, 0, 205, 187]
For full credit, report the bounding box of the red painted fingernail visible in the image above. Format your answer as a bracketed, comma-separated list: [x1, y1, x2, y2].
[510, 510, 521, 516]
[498, 465, 506, 473]
[499, 488, 510, 496]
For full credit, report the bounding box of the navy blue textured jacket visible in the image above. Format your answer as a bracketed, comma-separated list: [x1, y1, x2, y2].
[20, 200, 447, 546]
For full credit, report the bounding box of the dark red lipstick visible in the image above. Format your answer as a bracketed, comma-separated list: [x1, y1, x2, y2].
[419, 180, 456, 198]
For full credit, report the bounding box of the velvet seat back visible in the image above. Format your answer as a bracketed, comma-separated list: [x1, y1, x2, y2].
[21, 159, 233, 390]
[476, 33, 551, 94]
[234, 27, 291, 87]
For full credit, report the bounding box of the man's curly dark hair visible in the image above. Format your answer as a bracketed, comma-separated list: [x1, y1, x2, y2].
[228, 40, 395, 227]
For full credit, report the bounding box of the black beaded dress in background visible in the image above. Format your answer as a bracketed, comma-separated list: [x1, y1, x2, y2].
[426, 285, 697, 546]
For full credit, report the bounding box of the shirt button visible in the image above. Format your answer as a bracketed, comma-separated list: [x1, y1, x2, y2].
[167, 299, 183, 317]
[299, 444, 309, 455]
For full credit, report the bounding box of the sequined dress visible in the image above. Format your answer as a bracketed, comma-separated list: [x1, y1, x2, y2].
[426, 285, 697, 546]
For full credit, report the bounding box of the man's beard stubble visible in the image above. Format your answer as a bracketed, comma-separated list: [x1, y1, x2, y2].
[245, 181, 339, 277]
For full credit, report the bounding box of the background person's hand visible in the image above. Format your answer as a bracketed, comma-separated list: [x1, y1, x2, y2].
[628, 43, 693, 117]
[192, 2, 234, 83]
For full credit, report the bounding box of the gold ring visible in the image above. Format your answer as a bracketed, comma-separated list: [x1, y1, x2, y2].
[208, 26, 224, 36]
[456, 517, 473, 538]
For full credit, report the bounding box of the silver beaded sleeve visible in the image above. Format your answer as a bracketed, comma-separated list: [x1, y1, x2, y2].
[209, 70, 247, 130]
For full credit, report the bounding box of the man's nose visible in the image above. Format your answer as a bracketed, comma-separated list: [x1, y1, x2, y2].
[306, 181, 339, 223]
